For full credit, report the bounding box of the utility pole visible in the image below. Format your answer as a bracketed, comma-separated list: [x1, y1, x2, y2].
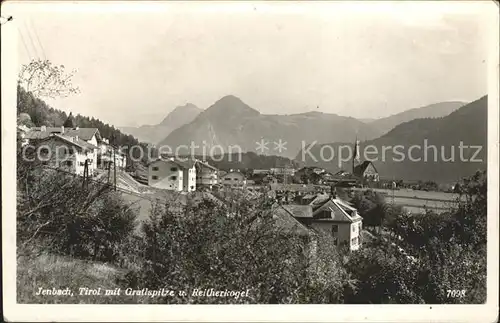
[107, 149, 111, 185]
[83, 159, 89, 190]
[391, 176, 396, 205]
[113, 145, 117, 191]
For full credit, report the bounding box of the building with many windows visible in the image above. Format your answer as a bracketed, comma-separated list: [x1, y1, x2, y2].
[148, 158, 196, 192]
[194, 160, 219, 189]
[36, 134, 99, 176]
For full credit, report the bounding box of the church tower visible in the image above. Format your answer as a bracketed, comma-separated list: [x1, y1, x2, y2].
[352, 137, 360, 174]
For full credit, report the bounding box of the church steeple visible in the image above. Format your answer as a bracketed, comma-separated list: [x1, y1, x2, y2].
[352, 137, 360, 174]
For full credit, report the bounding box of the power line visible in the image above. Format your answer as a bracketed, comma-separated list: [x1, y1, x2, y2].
[22, 20, 41, 60]
[41, 166, 174, 205]
[18, 28, 33, 60]
[28, 18, 47, 60]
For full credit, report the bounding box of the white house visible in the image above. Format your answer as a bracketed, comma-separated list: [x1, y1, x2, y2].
[148, 158, 196, 192]
[36, 134, 98, 176]
[282, 197, 363, 251]
[25, 126, 102, 146]
[195, 160, 218, 189]
[98, 138, 126, 170]
[25, 126, 128, 171]
[220, 171, 247, 187]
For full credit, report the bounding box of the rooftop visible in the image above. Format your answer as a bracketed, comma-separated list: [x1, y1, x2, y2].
[26, 127, 101, 142]
[40, 133, 99, 151]
[148, 157, 196, 169]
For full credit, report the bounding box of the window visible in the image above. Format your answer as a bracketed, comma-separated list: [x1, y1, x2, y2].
[171, 176, 177, 180]
[152, 166, 159, 171]
[152, 175, 158, 180]
[170, 167, 177, 172]
[331, 225, 338, 237]
[190, 186, 194, 189]
[225, 178, 231, 181]
[351, 237, 358, 245]
[352, 225, 356, 232]
[40, 148, 49, 154]
[333, 237, 338, 246]
[66, 161, 73, 167]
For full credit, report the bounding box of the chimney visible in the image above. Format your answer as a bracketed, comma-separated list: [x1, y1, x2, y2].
[41, 125, 46, 131]
[75, 135, 79, 142]
[61, 126, 65, 134]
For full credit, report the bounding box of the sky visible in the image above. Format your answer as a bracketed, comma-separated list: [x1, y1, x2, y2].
[5, 1, 492, 127]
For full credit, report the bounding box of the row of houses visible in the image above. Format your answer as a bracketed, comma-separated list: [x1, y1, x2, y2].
[147, 158, 251, 192]
[18, 125, 126, 176]
[294, 163, 380, 186]
[249, 162, 380, 187]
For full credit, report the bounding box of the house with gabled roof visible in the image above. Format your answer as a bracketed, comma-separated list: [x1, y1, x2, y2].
[353, 161, 379, 185]
[36, 133, 99, 176]
[148, 157, 196, 192]
[194, 160, 219, 189]
[281, 196, 363, 251]
[25, 126, 102, 147]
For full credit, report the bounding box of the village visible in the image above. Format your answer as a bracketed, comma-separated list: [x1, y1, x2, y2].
[17, 116, 462, 255]
[6, 2, 493, 313]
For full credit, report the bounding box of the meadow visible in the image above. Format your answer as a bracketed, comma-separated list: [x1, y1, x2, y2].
[351, 188, 463, 214]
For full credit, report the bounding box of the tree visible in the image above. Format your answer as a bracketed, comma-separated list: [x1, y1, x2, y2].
[124, 193, 350, 304]
[17, 112, 34, 127]
[344, 240, 422, 304]
[16, 148, 137, 262]
[18, 59, 80, 99]
[63, 112, 76, 128]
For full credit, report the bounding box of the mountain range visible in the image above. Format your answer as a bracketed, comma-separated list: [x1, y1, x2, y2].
[295, 96, 487, 182]
[117, 94, 484, 182]
[121, 96, 466, 160]
[158, 95, 382, 158]
[119, 103, 202, 144]
[366, 101, 466, 135]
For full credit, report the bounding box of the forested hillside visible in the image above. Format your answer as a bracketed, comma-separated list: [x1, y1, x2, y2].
[17, 86, 142, 149]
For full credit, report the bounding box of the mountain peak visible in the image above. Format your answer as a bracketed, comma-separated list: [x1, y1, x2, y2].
[217, 94, 243, 103]
[205, 95, 260, 118]
[159, 103, 202, 126]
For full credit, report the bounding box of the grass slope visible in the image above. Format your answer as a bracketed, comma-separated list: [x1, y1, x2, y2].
[17, 251, 144, 304]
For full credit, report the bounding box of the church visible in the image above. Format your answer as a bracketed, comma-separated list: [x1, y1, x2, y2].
[351, 139, 380, 186]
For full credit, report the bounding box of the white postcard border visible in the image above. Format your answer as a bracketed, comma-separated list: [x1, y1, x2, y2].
[2, 1, 499, 322]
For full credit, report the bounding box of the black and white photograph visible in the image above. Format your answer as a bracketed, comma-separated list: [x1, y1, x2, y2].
[1, 1, 499, 322]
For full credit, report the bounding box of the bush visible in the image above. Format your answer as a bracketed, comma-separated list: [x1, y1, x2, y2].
[17, 167, 137, 263]
[123, 194, 350, 304]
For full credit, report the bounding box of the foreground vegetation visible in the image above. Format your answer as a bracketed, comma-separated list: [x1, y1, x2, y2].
[17, 144, 487, 303]
[16, 66, 487, 304]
